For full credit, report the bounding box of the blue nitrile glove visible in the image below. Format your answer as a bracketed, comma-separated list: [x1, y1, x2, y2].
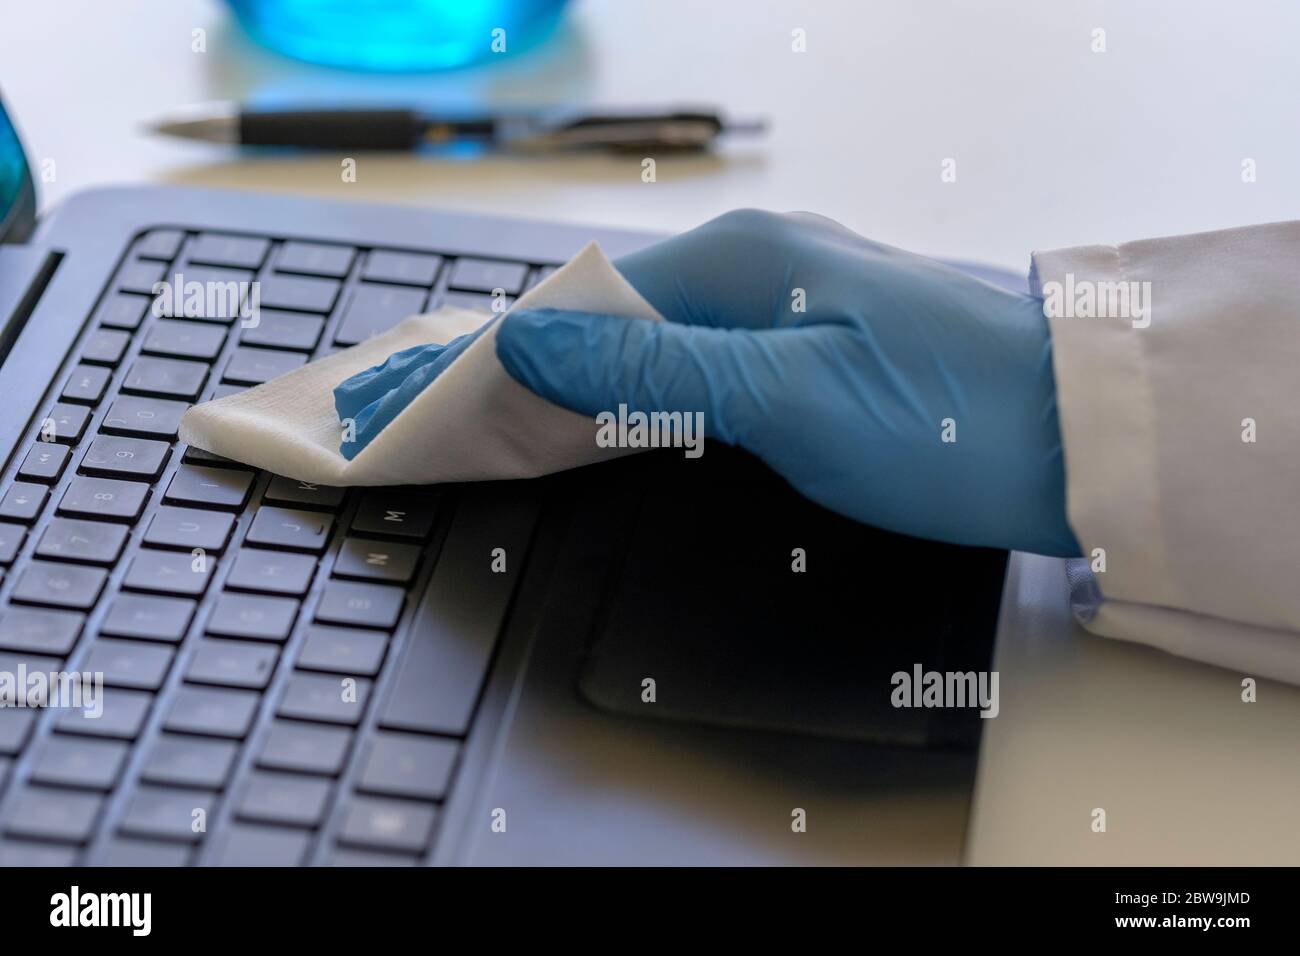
[334, 328, 486, 460]
[338, 209, 1079, 556]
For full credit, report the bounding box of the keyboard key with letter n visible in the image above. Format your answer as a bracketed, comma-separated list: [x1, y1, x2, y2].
[379, 486, 538, 736]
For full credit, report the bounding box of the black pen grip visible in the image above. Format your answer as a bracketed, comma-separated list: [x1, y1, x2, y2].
[239, 110, 426, 150]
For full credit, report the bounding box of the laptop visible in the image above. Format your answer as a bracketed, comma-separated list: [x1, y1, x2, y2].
[0, 87, 1009, 866]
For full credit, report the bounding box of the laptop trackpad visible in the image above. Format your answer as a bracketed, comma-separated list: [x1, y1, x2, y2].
[577, 450, 1005, 747]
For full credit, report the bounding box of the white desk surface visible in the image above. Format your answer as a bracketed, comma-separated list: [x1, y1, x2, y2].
[5, 0, 1299, 864]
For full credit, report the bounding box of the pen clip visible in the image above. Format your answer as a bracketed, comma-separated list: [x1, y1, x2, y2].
[510, 113, 724, 153]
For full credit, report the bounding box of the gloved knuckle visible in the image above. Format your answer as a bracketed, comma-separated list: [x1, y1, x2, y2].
[706, 208, 794, 242]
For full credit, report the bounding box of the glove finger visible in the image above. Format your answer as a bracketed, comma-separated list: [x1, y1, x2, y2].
[497, 307, 786, 448]
[333, 341, 449, 423]
[338, 327, 483, 459]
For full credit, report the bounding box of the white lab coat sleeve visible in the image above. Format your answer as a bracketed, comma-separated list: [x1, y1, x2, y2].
[1030, 220, 1300, 684]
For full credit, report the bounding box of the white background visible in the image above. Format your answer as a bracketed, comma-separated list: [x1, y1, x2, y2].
[5, 0, 1300, 268]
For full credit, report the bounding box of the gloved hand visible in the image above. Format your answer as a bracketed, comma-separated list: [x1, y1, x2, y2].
[337, 209, 1080, 556]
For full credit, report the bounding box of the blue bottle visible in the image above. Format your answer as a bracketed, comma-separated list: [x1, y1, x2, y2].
[225, 0, 569, 71]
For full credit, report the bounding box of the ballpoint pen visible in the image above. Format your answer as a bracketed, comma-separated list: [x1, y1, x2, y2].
[147, 103, 767, 153]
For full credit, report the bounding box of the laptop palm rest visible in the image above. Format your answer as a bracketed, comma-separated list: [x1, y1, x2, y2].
[577, 446, 1007, 748]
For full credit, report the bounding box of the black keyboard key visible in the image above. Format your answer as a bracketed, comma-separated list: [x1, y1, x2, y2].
[0, 523, 23, 564]
[61, 364, 112, 404]
[84, 638, 175, 691]
[164, 464, 253, 511]
[257, 273, 339, 313]
[206, 383, 246, 401]
[187, 638, 279, 690]
[238, 772, 331, 827]
[123, 548, 215, 597]
[97, 293, 149, 331]
[448, 257, 528, 295]
[257, 721, 351, 776]
[145, 506, 235, 552]
[100, 593, 196, 643]
[277, 241, 354, 278]
[247, 506, 333, 553]
[135, 229, 185, 261]
[35, 517, 129, 564]
[264, 476, 345, 511]
[11, 561, 107, 610]
[54, 687, 152, 740]
[141, 734, 238, 790]
[80, 434, 171, 481]
[41, 403, 90, 444]
[213, 824, 310, 866]
[155, 265, 252, 322]
[0, 841, 77, 866]
[30, 736, 129, 791]
[117, 258, 168, 295]
[225, 548, 316, 596]
[143, 319, 227, 360]
[82, 327, 132, 366]
[206, 593, 299, 642]
[239, 308, 324, 352]
[181, 444, 241, 468]
[120, 786, 217, 843]
[101, 395, 189, 439]
[0, 482, 47, 523]
[0, 709, 36, 755]
[0, 649, 60, 677]
[363, 250, 441, 287]
[440, 290, 511, 312]
[278, 673, 370, 726]
[315, 581, 403, 629]
[222, 346, 305, 385]
[334, 284, 427, 346]
[164, 685, 260, 739]
[380, 487, 538, 736]
[188, 233, 269, 270]
[18, 443, 70, 483]
[338, 796, 435, 854]
[59, 476, 149, 522]
[350, 491, 436, 540]
[333, 538, 421, 585]
[5, 785, 102, 843]
[122, 355, 208, 400]
[528, 264, 560, 288]
[0, 606, 83, 655]
[358, 733, 458, 801]
[97, 839, 191, 867]
[296, 625, 387, 677]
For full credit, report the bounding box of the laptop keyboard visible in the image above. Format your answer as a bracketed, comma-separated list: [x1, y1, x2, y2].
[0, 228, 550, 865]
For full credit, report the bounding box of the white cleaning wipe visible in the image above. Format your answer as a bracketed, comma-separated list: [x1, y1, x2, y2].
[179, 242, 662, 486]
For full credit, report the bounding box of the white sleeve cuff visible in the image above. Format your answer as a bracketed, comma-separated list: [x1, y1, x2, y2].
[1032, 221, 1300, 682]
